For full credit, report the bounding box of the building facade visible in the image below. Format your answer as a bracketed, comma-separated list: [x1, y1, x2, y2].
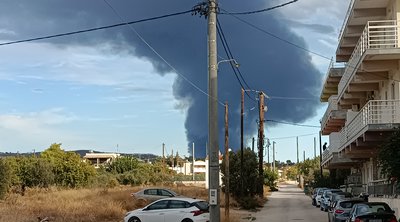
[321, 0, 400, 203]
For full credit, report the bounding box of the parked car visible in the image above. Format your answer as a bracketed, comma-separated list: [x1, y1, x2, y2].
[321, 189, 342, 212]
[131, 188, 181, 204]
[312, 187, 327, 206]
[124, 197, 209, 222]
[316, 188, 329, 207]
[329, 192, 353, 211]
[346, 202, 397, 222]
[328, 198, 365, 222]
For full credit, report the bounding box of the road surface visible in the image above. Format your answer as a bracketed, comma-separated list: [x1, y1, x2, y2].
[251, 182, 327, 222]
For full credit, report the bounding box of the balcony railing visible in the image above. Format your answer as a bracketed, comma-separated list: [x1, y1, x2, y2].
[338, 20, 399, 98]
[323, 100, 400, 162]
[338, 0, 356, 41]
[321, 95, 339, 129]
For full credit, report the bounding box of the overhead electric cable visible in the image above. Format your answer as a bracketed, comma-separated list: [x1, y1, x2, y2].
[102, 0, 225, 106]
[269, 133, 318, 140]
[221, 8, 400, 84]
[0, 9, 194, 47]
[266, 119, 320, 128]
[217, 19, 252, 90]
[219, 0, 298, 15]
[216, 19, 256, 102]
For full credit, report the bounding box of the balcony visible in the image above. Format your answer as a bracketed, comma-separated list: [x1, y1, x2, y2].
[321, 95, 346, 135]
[322, 100, 400, 165]
[337, 0, 390, 62]
[338, 20, 400, 100]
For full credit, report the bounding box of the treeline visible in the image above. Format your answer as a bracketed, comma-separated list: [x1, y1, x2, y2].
[0, 143, 175, 199]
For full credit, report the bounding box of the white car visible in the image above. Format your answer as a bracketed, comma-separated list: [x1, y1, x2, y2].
[124, 197, 210, 222]
[315, 188, 327, 207]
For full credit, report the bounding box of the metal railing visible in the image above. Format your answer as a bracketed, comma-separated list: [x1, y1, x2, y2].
[338, 0, 356, 41]
[321, 95, 339, 129]
[368, 180, 400, 197]
[323, 100, 400, 162]
[338, 20, 399, 98]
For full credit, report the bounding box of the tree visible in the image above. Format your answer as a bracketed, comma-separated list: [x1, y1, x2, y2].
[11, 156, 54, 188]
[264, 168, 278, 191]
[41, 143, 96, 187]
[221, 148, 258, 199]
[0, 158, 12, 199]
[378, 128, 400, 182]
[107, 156, 139, 174]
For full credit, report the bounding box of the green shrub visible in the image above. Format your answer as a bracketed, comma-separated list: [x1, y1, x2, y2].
[0, 158, 12, 199]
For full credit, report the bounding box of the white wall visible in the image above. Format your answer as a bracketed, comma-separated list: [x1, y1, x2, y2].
[370, 197, 400, 218]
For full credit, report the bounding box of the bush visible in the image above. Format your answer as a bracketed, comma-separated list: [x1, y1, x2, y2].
[264, 169, 278, 191]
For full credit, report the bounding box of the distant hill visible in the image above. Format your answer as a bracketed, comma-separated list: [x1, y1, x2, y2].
[0, 150, 159, 161]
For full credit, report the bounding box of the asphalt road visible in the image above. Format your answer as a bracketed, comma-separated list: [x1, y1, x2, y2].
[252, 183, 327, 222]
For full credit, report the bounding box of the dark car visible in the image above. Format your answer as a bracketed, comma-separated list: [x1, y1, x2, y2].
[328, 198, 365, 222]
[347, 202, 397, 222]
[321, 189, 342, 212]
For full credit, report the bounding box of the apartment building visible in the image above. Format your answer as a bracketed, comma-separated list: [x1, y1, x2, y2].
[320, 0, 400, 202]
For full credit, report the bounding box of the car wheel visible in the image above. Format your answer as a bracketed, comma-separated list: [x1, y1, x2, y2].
[181, 219, 193, 222]
[128, 216, 141, 222]
[320, 207, 323, 211]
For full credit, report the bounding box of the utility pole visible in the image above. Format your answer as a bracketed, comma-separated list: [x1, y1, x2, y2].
[224, 102, 230, 222]
[272, 141, 276, 172]
[314, 137, 317, 159]
[319, 131, 323, 177]
[258, 92, 265, 196]
[208, 0, 220, 220]
[296, 136, 299, 164]
[240, 88, 244, 197]
[162, 143, 165, 186]
[303, 150, 306, 162]
[193, 142, 195, 181]
[172, 148, 174, 168]
[252, 137, 255, 153]
[267, 142, 270, 167]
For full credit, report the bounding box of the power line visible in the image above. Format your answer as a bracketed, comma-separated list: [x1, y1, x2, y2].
[219, 0, 298, 15]
[269, 96, 318, 101]
[216, 19, 256, 102]
[221, 8, 400, 85]
[102, 0, 225, 106]
[0, 9, 194, 47]
[269, 133, 318, 140]
[266, 119, 320, 128]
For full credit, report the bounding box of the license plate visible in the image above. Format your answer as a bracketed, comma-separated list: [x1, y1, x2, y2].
[369, 219, 382, 222]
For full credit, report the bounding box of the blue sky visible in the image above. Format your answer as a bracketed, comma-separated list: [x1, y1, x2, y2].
[0, 0, 350, 162]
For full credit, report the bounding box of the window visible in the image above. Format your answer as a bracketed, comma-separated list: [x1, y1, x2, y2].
[147, 200, 169, 210]
[159, 189, 173, 197]
[168, 200, 189, 209]
[144, 189, 158, 195]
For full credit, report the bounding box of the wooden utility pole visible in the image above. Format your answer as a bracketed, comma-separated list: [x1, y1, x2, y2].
[207, 0, 220, 220]
[258, 92, 265, 196]
[224, 102, 230, 222]
[240, 88, 244, 197]
[252, 137, 255, 153]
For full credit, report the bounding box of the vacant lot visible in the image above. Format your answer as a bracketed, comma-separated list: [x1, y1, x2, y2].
[0, 185, 247, 222]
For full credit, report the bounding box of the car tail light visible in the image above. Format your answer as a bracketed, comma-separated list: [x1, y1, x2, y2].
[354, 218, 363, 222]
[335, 209, 344, 214]
[389, 216, 397, 222]
[191, 210, 206, 216]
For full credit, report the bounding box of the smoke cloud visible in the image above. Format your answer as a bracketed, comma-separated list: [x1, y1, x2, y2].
[0, 0, 322, 157]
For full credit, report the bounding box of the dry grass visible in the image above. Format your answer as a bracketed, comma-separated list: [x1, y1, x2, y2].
[0, 185, 262, 222]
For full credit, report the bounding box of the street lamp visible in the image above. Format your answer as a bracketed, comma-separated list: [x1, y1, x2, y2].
[217, 59, 239, 69]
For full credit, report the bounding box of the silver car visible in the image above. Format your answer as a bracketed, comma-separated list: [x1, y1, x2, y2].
[328, 198, 365, 222]
[131, 188, 182, 205]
